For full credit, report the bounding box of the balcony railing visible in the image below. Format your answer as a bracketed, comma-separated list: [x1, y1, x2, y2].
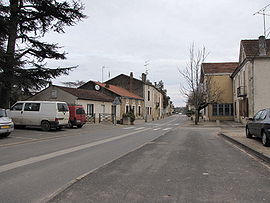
[237, 86, 247, 97]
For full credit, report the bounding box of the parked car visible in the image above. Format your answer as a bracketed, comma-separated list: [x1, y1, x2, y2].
[0, 108, 14, 137]
[7, 101, 69, 131]
[68, 105, 86, 128]
[246, 108, 270, 147]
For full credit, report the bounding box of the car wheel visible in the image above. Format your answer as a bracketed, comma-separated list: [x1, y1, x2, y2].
[246, 127, 252, 138]
[77, 124, 83, 128]
[1, 132, 11, 138]
[262, 132, 270, 147]
[41, 121, 51, 131]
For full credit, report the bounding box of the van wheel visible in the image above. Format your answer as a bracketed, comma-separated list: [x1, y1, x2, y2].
[41, 121, 51, 131]
[77, 124, 83, 128]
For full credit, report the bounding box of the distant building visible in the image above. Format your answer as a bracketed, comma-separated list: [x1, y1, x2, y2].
[79, 80, 144, 121]
[105, 72, 165, 121]
[232, 36, 270, 123]
[201, 62, 238, 121]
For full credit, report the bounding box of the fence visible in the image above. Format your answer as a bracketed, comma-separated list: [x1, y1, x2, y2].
[86, 114, 96, 123]
[98, 113, 114, 123]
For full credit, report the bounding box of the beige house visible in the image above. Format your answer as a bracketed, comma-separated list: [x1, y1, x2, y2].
[79, 81, 144, 121]
[232, 36, 270, 123]
[106, 72, 165, 121]
[201, 62, 238, 121]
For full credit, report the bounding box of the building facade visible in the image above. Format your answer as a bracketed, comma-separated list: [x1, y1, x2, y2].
[232, 36, 270, 123]
[106, 72, 165, 120]
[201, 62, 238, 121]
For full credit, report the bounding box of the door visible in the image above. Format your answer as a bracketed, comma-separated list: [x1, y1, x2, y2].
[249, 110, 262, 135]
[9, 102, 24, 125]
[255, 110, 268, 137]
[22, 103, 41, 125]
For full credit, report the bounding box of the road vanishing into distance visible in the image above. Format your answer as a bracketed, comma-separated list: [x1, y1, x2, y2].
[1, 115, 270, 202]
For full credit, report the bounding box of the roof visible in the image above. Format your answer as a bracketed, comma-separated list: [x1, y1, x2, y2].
[56, 86, 114, 102]
[94, 82, 144, 100]
[241, 39, 270, 57]
[106, 74, 164, 94]
[202, 62, 239, 74]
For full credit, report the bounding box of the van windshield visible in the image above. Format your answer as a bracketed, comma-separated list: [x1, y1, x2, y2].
[57, 103, 69, 112]
[76, 108, 85, 115]
[0, 109, 7, 117]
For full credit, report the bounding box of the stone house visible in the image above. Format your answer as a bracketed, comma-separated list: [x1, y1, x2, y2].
[79, 81, 144, 121]
[105, 72, 164, 121]
[201, 62, 238, 121]
[231, 36, 270, 123]
[28, 85, 114, 121]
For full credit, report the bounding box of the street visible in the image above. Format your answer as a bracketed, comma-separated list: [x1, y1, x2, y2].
[1, 115, 270, 202]
[0, 115, 182, 202]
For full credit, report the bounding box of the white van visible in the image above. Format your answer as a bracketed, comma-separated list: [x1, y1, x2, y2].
[8, 101, 69, 131]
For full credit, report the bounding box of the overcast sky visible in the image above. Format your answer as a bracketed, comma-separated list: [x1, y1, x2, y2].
[46, 0, 267, 106]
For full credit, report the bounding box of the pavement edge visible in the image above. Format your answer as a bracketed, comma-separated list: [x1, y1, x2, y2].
[219, 133, 270, 164]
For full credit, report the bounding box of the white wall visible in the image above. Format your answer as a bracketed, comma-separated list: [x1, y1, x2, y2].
[76, 99, 119, 119]
[254, 58, 270, 113]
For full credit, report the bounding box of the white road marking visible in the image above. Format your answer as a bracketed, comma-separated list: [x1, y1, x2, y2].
[0, 128, 149, 174]
[13, 136, 37, 140]
[174, 124, 179, 126]
[153, 128, 161, 131]
[134, 127, 145, 130]
[163, 128, 172, 131]
[123, 127, 135, 130]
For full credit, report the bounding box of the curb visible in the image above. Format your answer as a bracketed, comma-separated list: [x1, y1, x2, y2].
[219, 133, 270, 164]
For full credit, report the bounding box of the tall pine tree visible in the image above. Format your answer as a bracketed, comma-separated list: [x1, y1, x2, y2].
[0, 0, 86, 108]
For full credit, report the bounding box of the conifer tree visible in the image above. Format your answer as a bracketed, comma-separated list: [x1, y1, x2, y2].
[0, 0, 86, 108]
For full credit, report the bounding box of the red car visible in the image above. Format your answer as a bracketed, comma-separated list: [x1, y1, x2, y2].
[68, 105, 86, 128]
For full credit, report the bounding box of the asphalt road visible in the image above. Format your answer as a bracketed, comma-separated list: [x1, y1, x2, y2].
[0, 115, 182, 203]
[50, 121, 270, 202]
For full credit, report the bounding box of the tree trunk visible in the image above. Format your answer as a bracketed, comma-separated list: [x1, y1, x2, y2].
[0, 0, 19, 108]
[194, 109, 200, 125]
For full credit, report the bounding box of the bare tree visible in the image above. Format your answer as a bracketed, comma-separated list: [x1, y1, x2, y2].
[61, 80, 86, 88]
[179, 44, 222, 124]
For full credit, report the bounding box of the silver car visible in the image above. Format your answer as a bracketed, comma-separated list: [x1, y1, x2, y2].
[0, 108, 14, 137]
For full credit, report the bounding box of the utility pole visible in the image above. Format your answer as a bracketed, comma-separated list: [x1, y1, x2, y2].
[254, 4, 270, 37]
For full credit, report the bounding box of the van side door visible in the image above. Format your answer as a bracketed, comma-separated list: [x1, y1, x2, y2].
[22, 103, 41, 126]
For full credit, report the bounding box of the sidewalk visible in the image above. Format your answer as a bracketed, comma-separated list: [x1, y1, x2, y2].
[186, 119, 270, 163]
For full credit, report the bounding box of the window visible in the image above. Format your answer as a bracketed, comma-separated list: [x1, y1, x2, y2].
[57, 103, 69, 112]
[132, 106, 135, 113]
[87, 104, 94, 116]
[51, 90, 57, 99]
[138, 106, 141, 116]
[11, 103, 23, 111]
[213, 104, 233, 116]
[260, 110, 268, 120]
[254, 110, 263, 120]
[76, 108, 85, 115]
[150, 107, 152, 115]
[148, 91, 150, 101]
[101, 104, 105, 113]
[24, 103, 40, 111]
[126, 105, 129, 113]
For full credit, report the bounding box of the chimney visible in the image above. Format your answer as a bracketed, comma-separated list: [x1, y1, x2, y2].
[142, 73, 146, 83]
[154, 82, 157, 87]
[259, 36, 267, 56]
[105, 83, 110, 88]
[129, 72, 133, 92]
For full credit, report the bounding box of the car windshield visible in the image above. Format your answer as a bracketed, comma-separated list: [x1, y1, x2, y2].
[76, 108, 85, 115]
[0, 109, 7, 117]
[57, 103, 69, 112]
